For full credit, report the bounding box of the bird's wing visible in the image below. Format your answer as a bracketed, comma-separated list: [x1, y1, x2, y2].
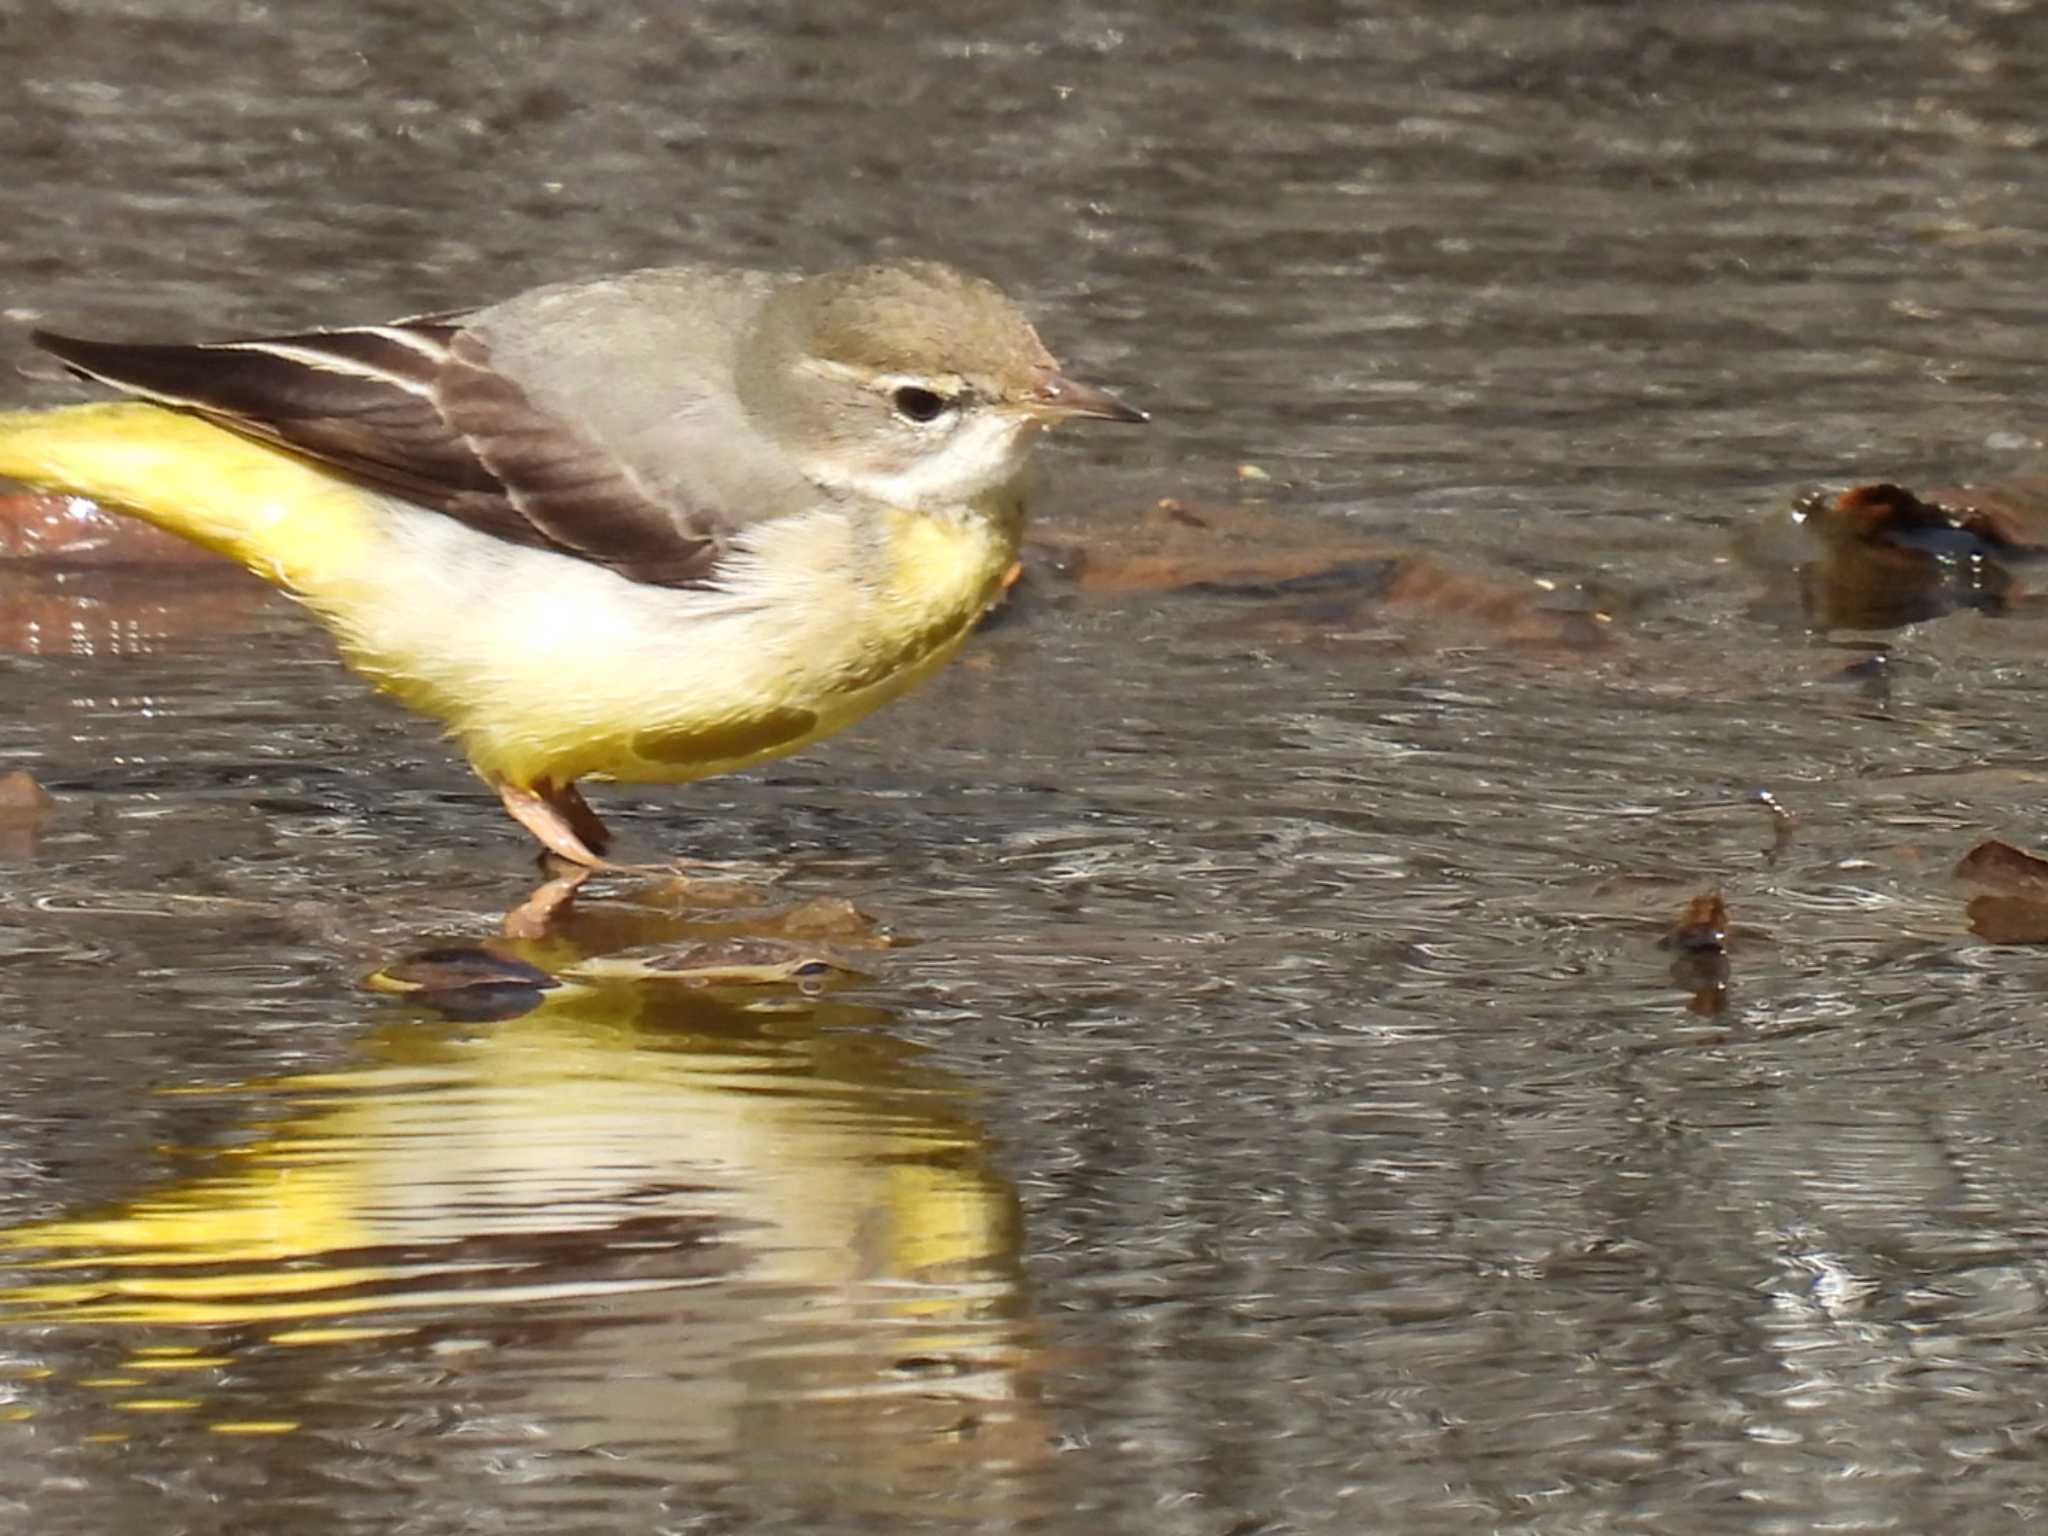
[33, 318, 738, 588]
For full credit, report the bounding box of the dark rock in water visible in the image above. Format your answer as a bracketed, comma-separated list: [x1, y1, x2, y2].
[1750, 481, 2044, 629]
[369, 944, 561, 995]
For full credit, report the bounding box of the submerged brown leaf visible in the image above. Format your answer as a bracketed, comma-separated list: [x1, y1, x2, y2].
[1029, 497, 1387, 596]
[1803, 482, 2030, 554]
[1955, 838, 2048, 900]
[1964, 896, 2048, 946]
[1658, 890, 1729, 955]
[1955, 839, 2048, 942]
[0, 769, 54, 816]
[1031, 497, 1614, 649]
[508, 879, 894, 951]
[1657, 889, 1730, 1017]
[0, 768, 57, 860]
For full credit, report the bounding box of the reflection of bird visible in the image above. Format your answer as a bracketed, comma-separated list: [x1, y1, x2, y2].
[0, 980, 1016, 1318]
[0, 971, 1041, 1508]
[0, 260, 1142, 864]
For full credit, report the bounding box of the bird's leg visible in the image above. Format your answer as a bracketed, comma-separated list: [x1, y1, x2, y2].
[548, 779, 612, 858]
[496, 777, 611, 867]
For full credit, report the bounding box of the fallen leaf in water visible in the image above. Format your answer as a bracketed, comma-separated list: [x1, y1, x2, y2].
[1030, 497, 1614, 649]
[1954, 840, 2048, 942]
[1031, 498, 1393, 596]
[568, 937, 873, 991]
[0, 770, 54, 816]
[630, 876, 778, 911]
[1374, 557, 1615, 648]
[733, 896, 893, 946]
[1804, 482, 2031, 554]
[1657, 889, 1730, 1017]
[1964, 896, 2048, 946]
[361, 944, 562, 1022]
[521, 886, 894, 958]
[1955, 839, 2048, 899]
[0, 769, 55, 860]
[1658, 890, 1729, 954]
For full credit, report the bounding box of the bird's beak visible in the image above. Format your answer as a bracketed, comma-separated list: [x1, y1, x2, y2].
[1031, 370, 1148, 424]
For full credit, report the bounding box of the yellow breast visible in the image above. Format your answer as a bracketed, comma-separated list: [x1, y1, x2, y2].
[863, 499, 1023, 680]
[594, 498, 1024, 785]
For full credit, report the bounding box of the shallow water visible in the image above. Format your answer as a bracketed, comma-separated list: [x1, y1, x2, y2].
[6, 2, 2048, 1532]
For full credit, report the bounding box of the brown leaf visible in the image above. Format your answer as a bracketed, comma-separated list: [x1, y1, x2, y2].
[1033, 497, 1395, 597]
[0, 769, 55, 860]
[1965, 894, 2048, 945]
[1032, 496, 1614, 649]
[0, 770, 54, 819]
[1955, 839, 2048, 900]
[1658, 889, 1728, 954]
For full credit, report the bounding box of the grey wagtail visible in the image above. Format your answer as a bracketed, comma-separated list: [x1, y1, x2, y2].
[0, 260, 1144, 866]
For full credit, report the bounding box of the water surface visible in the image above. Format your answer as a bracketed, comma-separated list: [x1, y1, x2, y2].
[5, 3, 2048, 1533]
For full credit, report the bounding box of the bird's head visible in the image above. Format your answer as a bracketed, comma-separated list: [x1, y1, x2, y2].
[739, 260, 1143, 510]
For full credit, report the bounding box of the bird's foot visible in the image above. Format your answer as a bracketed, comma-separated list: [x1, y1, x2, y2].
[496, 777, 611, 867]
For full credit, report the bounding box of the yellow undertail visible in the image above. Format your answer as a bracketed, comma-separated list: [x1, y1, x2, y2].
[0, 402, 380, 593]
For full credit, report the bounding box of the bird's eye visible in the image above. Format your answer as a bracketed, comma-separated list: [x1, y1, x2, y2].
[891, 386, 950, 424]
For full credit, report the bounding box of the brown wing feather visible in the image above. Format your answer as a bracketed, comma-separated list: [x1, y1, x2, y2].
[433, 332, 722, 584]
[32, 323, 731, 587]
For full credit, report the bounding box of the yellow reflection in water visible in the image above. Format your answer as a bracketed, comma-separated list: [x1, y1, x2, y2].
[2, 984, 1013, 1321]
[0, 940, 1047, 1517]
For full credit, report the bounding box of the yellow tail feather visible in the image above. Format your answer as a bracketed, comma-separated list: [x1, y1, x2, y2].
[0, 403, 380, 593]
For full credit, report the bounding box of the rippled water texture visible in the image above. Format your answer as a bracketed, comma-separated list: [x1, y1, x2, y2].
[6, 3, 2048, 1533]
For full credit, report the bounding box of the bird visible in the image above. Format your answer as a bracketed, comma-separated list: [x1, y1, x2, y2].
[0, 259, 1145, 866]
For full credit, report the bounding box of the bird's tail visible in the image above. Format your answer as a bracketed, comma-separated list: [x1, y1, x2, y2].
[0, 402, 380, 594]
